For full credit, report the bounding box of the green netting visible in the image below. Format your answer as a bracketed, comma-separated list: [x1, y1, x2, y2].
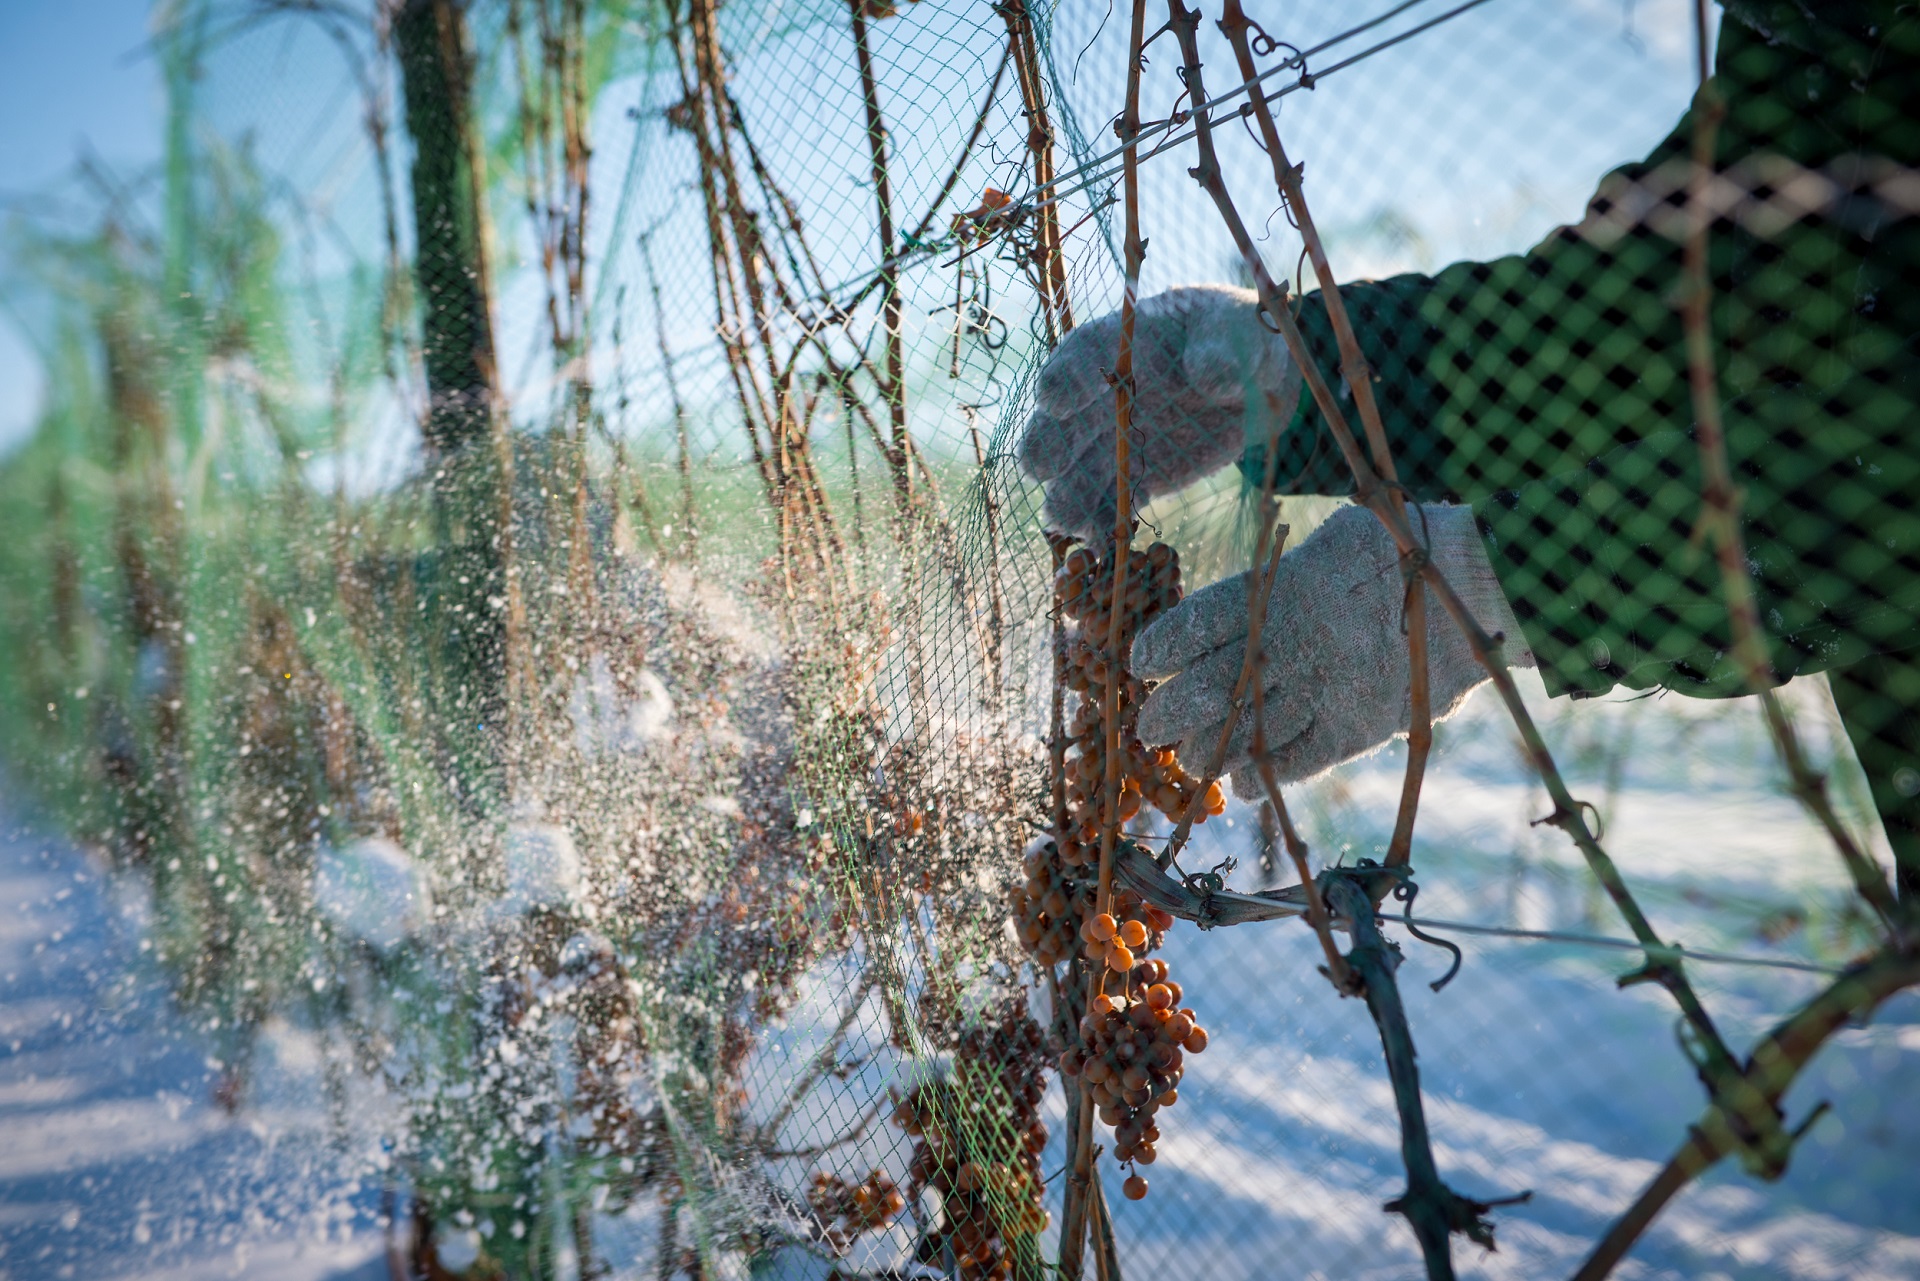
[1, 1, 1917, 1279]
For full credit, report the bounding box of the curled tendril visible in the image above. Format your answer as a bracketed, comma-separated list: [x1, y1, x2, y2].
[1254, 299, 1285, 335]
[970, 303, 1010, 351]
[1393, 880, 1463, 993]
[1181, 855, 1237, 898]
[1243, 20, 1306, 73]
[1242, 108, 1273, 156]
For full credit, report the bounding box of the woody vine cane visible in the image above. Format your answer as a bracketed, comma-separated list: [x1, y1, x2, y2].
[1123, 3, 1920, 1278]
[1059, 0, 1149, 1270]
[1161, 7, 1519, 1276]
[1182, 1, 1797, 1271]
[1572, 2, 1919, 1273]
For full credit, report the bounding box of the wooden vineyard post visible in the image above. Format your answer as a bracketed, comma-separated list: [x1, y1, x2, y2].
[393, 0, 525, 792]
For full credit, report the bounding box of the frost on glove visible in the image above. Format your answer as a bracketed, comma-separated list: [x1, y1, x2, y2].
[1018, 285, 1299, 538]
[1129, 504, 1534, 793]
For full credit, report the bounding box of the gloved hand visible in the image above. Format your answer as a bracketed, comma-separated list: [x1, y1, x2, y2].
[1019, 285, 1297, 538]
[1130, 504, 1535, 793]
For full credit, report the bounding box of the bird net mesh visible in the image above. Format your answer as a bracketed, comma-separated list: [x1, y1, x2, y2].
[1, 1, 1917, 1280]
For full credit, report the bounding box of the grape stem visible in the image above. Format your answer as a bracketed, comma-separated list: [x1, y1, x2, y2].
[1065, 0, 1152, 1274]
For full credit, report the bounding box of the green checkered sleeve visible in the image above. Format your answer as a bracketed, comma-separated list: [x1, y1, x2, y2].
[1243, 1, 1920, 701]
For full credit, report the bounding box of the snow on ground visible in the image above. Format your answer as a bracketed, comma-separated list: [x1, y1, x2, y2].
[0, 810, 389, 1281]
[1054, 672, 1920, 1280]
[2, 670, 1917, 1279]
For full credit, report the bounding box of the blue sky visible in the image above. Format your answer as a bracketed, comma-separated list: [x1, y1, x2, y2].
[0, 0, 163, 449]
[0, 0, 1708, 465]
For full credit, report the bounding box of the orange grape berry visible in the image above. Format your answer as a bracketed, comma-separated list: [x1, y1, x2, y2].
[1145, 983, 1173, 1011]
[1123, 1175, 1149, 1201]
[1107, 943, 1135, 973]
[1183, 1027, 1209, 1054]
[1091, 992, 1116, 1016]
[1090, 913, 1117, 942]
[1119, 919, 1148, 950]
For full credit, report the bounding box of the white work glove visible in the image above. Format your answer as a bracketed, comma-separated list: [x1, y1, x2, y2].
[1019, 285, 1298, 538]
[1130, 504, 1535, 794]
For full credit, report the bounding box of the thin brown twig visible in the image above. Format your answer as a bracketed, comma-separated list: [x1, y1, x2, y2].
[1215, 0, 1432, 884]
[1087, 1169, 1125, 1281]
[970, 418, 1013, 720]
[666, 0, 773, 494]
[1573, 940, 1920, 1279]
[1064, 5, 1151, 1271]
[849, 0, 915, 520]
[637, 231, 697, 559]
[1386, 576, 1432, 870]
[1153, 508, 1286, 872]
[1050, 538, 1071, 844]
[908, 44, 1011, 248]
[1096, 89, 1145, 967]
[1000, 0, 1076, 341]
[1668, 0, 1899, 935]
[1250, 750, 1349, 990]
[1189, 1, 1753, 1121]
[692, 0, 853, 588]
[1143, 200, 1301, 875]
[757, 974, 876, 1147]
[735, 107, 837, 302]
[764, 1096, 889, 1161]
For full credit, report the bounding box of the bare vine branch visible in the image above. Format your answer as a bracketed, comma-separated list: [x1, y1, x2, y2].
[1570, 9, 1920, 1270]
[1575, 941, 1920, 1278]
[1176, 0, 1758, 1134]
[1668, 1, 1900, 934]
[1063, 3, 1151, 1269]
[849, 0, 916, 519]
[999, 0, 1076, 341]
[1325, 877, 1529, 1278]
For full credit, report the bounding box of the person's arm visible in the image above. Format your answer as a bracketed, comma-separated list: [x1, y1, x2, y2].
[1015, 3, 1918, 785]
[1479, 395, 1920, 698]
[1256, 4, 1920, 697]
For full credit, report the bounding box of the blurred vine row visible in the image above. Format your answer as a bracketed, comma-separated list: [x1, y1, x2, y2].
[0, 1, 1052, 1276]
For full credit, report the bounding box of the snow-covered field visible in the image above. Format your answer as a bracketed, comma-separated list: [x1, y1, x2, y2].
[0, 813, 390, 1280]
[786, 673, 1920, 1280]
[1068, 673, 1920, 1280]
[3, 671, 1917, 1280]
